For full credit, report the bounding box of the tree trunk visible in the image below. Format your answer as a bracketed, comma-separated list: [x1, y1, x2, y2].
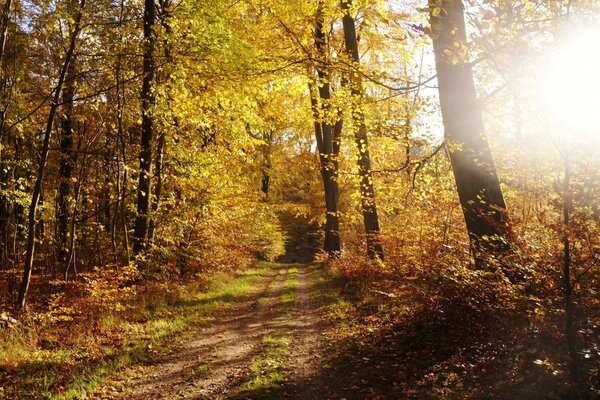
[147, 130, 164, 244]
[260, 131, 272, 200]
[340, 0, 384, 260]
[16, 0, 86, 310]
[133, 0, 156, 255]
[311, 7, 341, 254]
[57, 59, 76, 268]
[0, 0, 12, 264]
[148, 0, 175, 246]
[429, 0, 512, 267]
[102, 150, 111, 232]
[561, 146, 578, 385]
[0, 0, 11, 64]
[309, 79, 341, 254]
[114, 0, 130, 263]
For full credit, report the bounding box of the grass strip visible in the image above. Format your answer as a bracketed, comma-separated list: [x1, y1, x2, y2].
[280, 266, 298, 313]
[234, 335, 289, 399]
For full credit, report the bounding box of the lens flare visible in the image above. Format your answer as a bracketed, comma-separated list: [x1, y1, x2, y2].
[542, 29, 600, 134]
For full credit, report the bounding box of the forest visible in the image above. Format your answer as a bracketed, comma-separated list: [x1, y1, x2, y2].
[0, 0, 599, 398]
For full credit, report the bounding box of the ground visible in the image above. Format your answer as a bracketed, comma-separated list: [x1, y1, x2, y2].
[96, 262, 333, 400]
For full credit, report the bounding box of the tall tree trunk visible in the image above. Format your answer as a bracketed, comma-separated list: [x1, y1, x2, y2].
[311, 6, 341, 254]
[16, 0, 85, 310]
[0, 0, 11, 64]
[148, 0, 175, 246]
[133, 0, 156, 255]
[429, 0, 512, 267]
[340, 0, 384, 260]
[0, 0, 12, 264]
[102, 150, 111, 232]
[57, 59, 76, 268]
[309, 79, 341, 254]
[260, 131, 272, 200]
[114, 0, 130, 262]
[561, 145, 578, 385]
[147, 130, 163, 244]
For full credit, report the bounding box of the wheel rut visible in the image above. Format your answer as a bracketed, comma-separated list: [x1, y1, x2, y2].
[106, 262, 330, 400]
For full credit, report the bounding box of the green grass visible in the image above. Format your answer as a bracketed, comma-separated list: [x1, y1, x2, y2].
[257, 267, 286, 305]
[280, 267, 298, 313]
[306, 262, 354, 335]
[0, 262, 278, 400]
[235, 335, 289, 399]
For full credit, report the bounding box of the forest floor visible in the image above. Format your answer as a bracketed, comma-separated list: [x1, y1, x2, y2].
[4, 258, 594, 399]
[5, 209, 592, 399]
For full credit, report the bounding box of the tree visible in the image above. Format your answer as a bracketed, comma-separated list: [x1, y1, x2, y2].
[311, 3, 341, 255]
[0, 0, 12, 263]
[340, 0, 384, 260]
[56, 58, 77, 270]
[428, 0, 512, 268]
[133, 0, 156, 255]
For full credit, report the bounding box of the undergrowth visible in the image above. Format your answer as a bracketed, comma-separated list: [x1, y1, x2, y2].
[322, 229, 599, 399]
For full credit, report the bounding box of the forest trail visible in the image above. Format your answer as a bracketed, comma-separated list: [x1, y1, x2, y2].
[114, 262, 329, 400]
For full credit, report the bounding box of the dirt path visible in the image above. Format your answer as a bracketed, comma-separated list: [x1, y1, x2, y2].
[115, 262, 328, 400]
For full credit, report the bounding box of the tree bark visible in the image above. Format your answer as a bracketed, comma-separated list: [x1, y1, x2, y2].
[429, 0, 512, 267]
[0, 0, 11, 64]
[311, 6, 341, 254]
[340, 0, 384, 260]
[16, 0, 86, 310]
[561, 146, 578, 384]
[147, 130, 163, 244]
[260, 131, 272, 200]
[57, 59, 77, 268]
[133, 0, 156, 255]
[0, 0, 12, 263]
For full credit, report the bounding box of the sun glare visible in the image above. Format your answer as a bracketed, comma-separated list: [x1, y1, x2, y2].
[542, 29, 600, 134]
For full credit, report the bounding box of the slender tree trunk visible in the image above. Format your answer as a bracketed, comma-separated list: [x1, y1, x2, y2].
[65, 150, 87, 281]
[562, 145, 578, 385]
[147, 130, 163, 244]
[0, 0, 12, 264]
[102, 150, 111, 232]
[111, 147, 120, 262]
[133, 0, 156, 255]
[340, 0, 384, 260]
[0, 0, 11, 64]
[260, 132, 272, 200]
[309, 77, 341, 254]
[311, 11, 342, 254]
[12, 137, 22, 264]
[148, 0, 176, 246]
[57, 59, 76, 268]
[115, 0, 130, 262]
[16, 0, 85, 310]
[429, 0, 512, 267]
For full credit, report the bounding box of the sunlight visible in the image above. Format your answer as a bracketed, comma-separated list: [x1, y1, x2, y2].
[542, 28, 600, 134]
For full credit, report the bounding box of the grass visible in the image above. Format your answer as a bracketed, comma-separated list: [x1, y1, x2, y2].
[280, 266, 298, 313]
[234, 334, 289, 399]
[0, 262, 278, 400]
[257, 267, 286, 306]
